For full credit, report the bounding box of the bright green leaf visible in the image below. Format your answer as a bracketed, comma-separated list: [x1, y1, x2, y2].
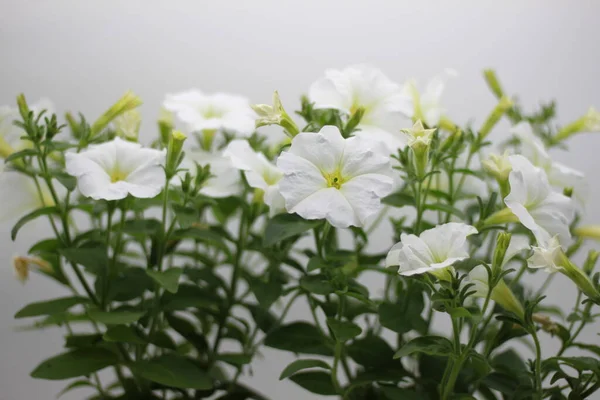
[146, 267, 183, 293]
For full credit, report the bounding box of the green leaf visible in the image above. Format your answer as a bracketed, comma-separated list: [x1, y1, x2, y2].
[289, 371, 337, 395]
[249, 277, 283, 309]
[172, 227, 229, 251]
[379, 386, 422, 400]
[60, 246, 108, 274]
[263, 213, 321, 246]
[307, 256, 328, 272]
[326, 318, 362, 342]
[216, 352, 252, 367]
[279, 359, 331, 380]
[64, 334, 103, 348]
[121, 218, 161, 235]
[393, 336, 453, 359]
[446, 306, 473, 319]
[300, 274, 335, 295]
[30, 348, 118, 380]
[88, 309, 145, 325]
[247, 304, 278, 333]
[14, 296, 90, 318]
[160, 284, 221, 311]
[103, 325, 146, 345]
[264, 322, 332, 356]
[12, 206, 59, 240]
[4, 148, 38, 162]
[57, 380, 95, 398]
[172, 204, 200, 228]
[378, 302, 420, 335]
[131, 354, 212, 390]
[347, 335, 395, 368]
[52, 172, 77, 191]
[146, 267, 183, 294]
[381, 192, 415, 208]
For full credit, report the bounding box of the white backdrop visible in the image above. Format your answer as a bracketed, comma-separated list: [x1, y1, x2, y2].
[1, 1, 599, 399]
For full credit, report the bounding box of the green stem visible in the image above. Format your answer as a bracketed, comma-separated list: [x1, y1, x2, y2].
[531, 329, 543, 399]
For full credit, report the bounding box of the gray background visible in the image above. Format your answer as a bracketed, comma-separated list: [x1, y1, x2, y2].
[1, 1, 599, 399]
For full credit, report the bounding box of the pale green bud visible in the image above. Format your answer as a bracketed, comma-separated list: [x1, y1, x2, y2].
[91, 91, 142, 137]
[402, 120, 436, 178]
[492, 232, 512, 276]
[483, 69, 504, 99]
[252, 91, 299, 137]
[166, 130, 187, 177]
[482, 151, 512, 197]
[113, 109, 141, 142]
[574, 225, 600, 241]
[478, 96, 513, 140]
[554, 107, 600, 142]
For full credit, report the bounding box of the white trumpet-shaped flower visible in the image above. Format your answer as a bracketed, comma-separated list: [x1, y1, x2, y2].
[511, 122, 588, 204]
[398, 70, 456, 127]
[308, 65, 409, 151]
[504, 155, 575, 244]
[385, 223, 478, 277]
[179, 149, 243, 198]
[65, 138, 166, 201]
[277, 125, 394, 228]
[223, 140, 284, 216]
[163, 90, 256, 136]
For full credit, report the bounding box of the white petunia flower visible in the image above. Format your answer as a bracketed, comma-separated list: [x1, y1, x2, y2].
[385, 223, 478, 277]
[180, 149, 242, 198]
[528, 235, 563, 274]
[65, 138, 166, 201]
[223, 139, 284, 216]
[511, 122, 588, 205]
[277, 125, 394, 228]
[308, 65, 409, 151]
[398, 70, 457, 127]
[163, 90, 256, 136]
[504, 155, 575, 244]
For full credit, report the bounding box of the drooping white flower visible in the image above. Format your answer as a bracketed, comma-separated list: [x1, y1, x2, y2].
[277, 125, 394, 228]
[504, 155, 575, 244]
[65, 138, 166, 201]
[385, 223, 478, 277]
[398, 70, 457, 127]
[223, 139, 284, 216]
[512, 122, 588, 203]
[308, 65, 409, 151]
[528, 235, 564, 274]
[163, 90, 256, 136]
[179, 149, 243, 198]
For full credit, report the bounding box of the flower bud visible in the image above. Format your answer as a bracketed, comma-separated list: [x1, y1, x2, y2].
[91, 91, 142, 137]
[483, 207, 518, 226]
[113, 109, 141, 142]
[438, 116, 458, 133]
[401, 120, 436, 178]
[482, 151, 512, 197]
[466, 264, 524, 317]
[158, 108, 174, 146]
[0, 136, 15, 159]
[492, 232, 512, 276]
[345, 107, 365, 134]
[166, 130, 187, 177]
[574, 225, 600, 241]
[478, 96, 513, 140]
[554, 107, 600, 142]
[16, 93, 30, 120]
[483, 69, 504, 99]
[252, 91, 300, 138]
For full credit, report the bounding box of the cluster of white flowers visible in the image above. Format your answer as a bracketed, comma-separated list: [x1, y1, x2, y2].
[1, 65, 597, 301]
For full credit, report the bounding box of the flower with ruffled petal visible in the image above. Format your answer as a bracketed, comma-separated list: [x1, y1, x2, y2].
[223, 140, 284, 216]
[65, 138, 166, 201]
[164, 90, 256, 137]
[277, 125, 394, 228]
[308, 65, 408, 151]
[504, 155, 575, 244]
[398, 70, 456, 128]
[512, 122, 588, 203]
[385, 223, 478, 278]
[179, 149, 242, 198]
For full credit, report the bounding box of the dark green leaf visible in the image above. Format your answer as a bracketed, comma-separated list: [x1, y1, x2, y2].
[393, 336, 453, 359]
[14, 296, 90, 318]
[326, 318, 361, 342]
[172, 204, 200, 228]
[289, 371, 336, 395]
[52, 172, 77, 191]
[347, 335, 395, 368]
[279, 359, 331, 380]
[264, 322, 332, 356]
[300, 274, 335, 295]
[379, 386, 422, 400]
[64, 334, 103, 348]
[381, 192, 415, 208]
[249, 277, 282, 309]
[146, 267, 183, 294]
[5, 148, 39, 162]
[263, 213, 321, 246]
[424, 203, 467, 220]
[60, 246, 108, 274]
[88, 309, 145, 325]
[307, 256, 327, 272]
[57, 379, 95, 398]
[103, 325, 146, 345]
[216, 353, 252, 367]
[12, 206, 58, 240]
[30, 348, 118, 380]
[247, 304, 278, 332]
[131, 354, 212, 390]
[121, 219, 161, 235]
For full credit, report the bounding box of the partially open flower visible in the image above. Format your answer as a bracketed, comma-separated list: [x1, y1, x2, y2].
[386, 223, 478, 278]
[277, 125, 394, 228]
[65, 137, 166, 201]
[179, 149, 242, 198]
[252, 91, 299, 137]
[465, 265, 524, 317]
[399, 70, 456, 128]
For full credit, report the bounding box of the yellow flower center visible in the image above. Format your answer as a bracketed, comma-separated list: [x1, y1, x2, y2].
[325, 170, 346, 190]
[110, 169, 128, 183]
